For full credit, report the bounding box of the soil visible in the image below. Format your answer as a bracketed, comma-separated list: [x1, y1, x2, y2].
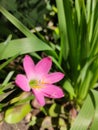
[0, 120, 29, 130]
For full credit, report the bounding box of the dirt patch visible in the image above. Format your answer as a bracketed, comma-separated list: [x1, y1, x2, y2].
[0, 120, 29, 130]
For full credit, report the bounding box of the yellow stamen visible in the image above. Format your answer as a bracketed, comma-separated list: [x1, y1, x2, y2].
[29, 80, 44, 89]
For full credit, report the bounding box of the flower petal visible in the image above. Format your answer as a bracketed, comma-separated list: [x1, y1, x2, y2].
[15, 74, 30, 91]
[41, 84, 64, 98]
[44, 72, 64, 84]
[35, 57, 52, 75]
[23, 55, 35, 80]
[32, 89, 45, 106]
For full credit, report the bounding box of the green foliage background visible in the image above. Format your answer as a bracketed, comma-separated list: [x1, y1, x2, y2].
[0, 0, 98, 130]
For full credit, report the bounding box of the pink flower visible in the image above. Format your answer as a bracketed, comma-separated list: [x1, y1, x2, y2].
[15, 55, 64, 106]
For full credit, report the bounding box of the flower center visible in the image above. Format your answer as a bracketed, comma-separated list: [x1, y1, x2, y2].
[29, 80, 43, 89]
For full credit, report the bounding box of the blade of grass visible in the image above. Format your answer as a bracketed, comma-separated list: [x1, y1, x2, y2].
[86, 0, 91, 23]
[88, 0, 96, 43]
[2, 71, 14, 86]
[70, 94, 94, 130]
[0, 54, 18, 69]
[90, 90, 98, 130]
[56, 0, 69, 63]
[50, 56, 64, 72]
[0, 5, 33, 37]
[90, 19, 98, 56]
[63, 0, 77, 77]
[0, 37, 52, 60]
[75, 0, 81, 25]
[78, 70, 93, 102]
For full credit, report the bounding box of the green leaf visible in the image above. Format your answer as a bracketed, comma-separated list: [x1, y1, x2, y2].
[71, 90, 98, 130]
[86, 0, 91, 23]
[70, 94, 95, 130]
[5, 103, 31, 124]
[0, 54, 18, 69]
[0, 0, 17, 11]
[0, 5, 33, 37]
[56, 0, 69, 62]
[10, 92, 34, 105]
[0, 37, 52, 60]
[63, 0, 77, 72]
[89, 90, 98, 130]
[58, 118, 67, 130]
[77, 55, 97, 84]
[75, 0, 81, 25]
[2, 71, 14, 86]
[78, 71, 93, 102]
[29, 116, 37, 126]
[3, 34, 12, 45]
[49, 103, 61, 117]
[88, 0, 96, 43]
[63, 80, 76, 100]
[90, 19, 98, 56]
[51, 56, 64, 72]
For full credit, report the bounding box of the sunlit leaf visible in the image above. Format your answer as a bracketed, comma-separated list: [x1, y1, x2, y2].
[5, 103, 31, 124]
[49, 103, 60, 117]
[78, 70, 93, 102]
[63, 80, 76, 100]
[75, 0, 81, 25]
[56, 0, 69, 62]
[89, 90, 98, 130]
[0, 37, 52, 60]
[70, 94, 94, 130]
